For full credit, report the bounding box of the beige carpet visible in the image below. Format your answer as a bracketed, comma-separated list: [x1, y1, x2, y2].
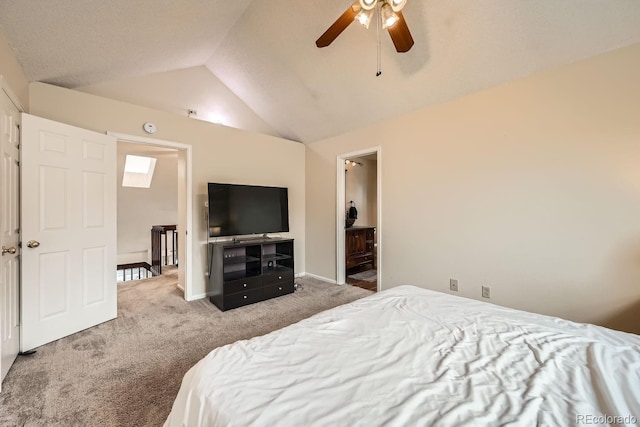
[0, 271, 372, 426]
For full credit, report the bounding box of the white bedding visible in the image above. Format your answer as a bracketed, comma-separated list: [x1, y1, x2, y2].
[165, 286, 640, 427]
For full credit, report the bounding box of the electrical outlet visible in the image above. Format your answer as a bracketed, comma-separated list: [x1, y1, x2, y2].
[482, 285, 491, 299]
[449, 278, 459, 292]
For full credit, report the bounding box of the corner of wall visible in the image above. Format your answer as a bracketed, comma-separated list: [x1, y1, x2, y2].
[0, 30, 29, 111]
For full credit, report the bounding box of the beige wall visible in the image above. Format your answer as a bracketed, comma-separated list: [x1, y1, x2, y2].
[306, 44, 640, 334]
[0, 30, 29, 110]
[30, 82, 305, 298]
[117, 142, 178, 265]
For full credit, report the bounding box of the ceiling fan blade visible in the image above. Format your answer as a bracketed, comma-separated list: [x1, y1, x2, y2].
[316, 2, 360, 48]
[387, 11, 414, 52]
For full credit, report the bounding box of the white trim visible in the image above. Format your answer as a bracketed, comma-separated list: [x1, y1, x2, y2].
[302, 272, 338, 285]
[190, 291, 212, 300]
[336, 156, 346, 285]
[0, 75, 25, 112]
[107, 131, 194, 301]
[107, 132, 190, 150]
[336, 146, 382, 292]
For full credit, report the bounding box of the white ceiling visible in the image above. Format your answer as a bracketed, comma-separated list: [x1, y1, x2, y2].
[1, 0, 639, 143]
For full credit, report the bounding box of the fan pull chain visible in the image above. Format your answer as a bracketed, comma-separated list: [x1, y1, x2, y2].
[376, 2, 382, 76]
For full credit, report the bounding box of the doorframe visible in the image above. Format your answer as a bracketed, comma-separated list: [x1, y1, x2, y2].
[0, 75, 24, 391]
[336, 146, 381, 291]
[107, 132, 194, 301]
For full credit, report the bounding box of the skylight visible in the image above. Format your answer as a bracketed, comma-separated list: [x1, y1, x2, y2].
[122, 155, 157, 188]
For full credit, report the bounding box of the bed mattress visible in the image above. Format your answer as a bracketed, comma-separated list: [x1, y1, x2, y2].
[165, 285, 640, 427]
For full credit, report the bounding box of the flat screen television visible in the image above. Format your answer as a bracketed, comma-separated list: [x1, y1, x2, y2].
[208, 183, 289, 238]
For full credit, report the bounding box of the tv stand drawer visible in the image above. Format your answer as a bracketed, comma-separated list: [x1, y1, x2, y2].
[263, 282, 294, 300]
[224, 276, 262, 295]
[224, 288, 262, 310]
[263, 270, 294, 287]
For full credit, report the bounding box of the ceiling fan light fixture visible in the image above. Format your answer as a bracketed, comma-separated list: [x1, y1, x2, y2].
[359, 0, 377, 11]
[381, 3, 399, 28]
[389, 0, 407, 12]
[356, 9, 374, 28]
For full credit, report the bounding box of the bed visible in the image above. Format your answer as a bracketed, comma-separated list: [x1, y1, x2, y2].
[164, 286, 640, 427]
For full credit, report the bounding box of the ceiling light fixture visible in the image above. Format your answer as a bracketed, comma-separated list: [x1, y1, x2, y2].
[381, 3, 399, 29]
[345, 159, 363, 167]
[356, 8, 374, 28]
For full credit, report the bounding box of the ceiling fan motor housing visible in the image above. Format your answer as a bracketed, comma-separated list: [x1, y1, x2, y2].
[359, 0, 377, 11]
[360, 0, 407, 12]
[390, 0, 407, 12]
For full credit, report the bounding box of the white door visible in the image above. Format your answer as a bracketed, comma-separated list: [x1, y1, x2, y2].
[21, 114, 117, 351]
[0, 89, 21, 385]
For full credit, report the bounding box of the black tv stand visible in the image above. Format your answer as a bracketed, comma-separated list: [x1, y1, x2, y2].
[208, 238, 294, 311]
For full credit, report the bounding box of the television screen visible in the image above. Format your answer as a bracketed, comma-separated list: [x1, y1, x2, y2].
[208, 183, 289, 237]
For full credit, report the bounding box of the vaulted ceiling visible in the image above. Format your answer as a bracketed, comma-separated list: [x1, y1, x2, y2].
[1, 1, 639, 143]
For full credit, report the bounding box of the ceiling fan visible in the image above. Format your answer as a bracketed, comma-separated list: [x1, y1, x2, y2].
[316, 0, 414, 53]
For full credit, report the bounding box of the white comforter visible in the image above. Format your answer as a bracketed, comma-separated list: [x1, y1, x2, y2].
[165, 286, 640, 427]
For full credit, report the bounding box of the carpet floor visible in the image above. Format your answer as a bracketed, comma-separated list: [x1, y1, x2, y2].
[347, 269, 377, 282]
[0, 272, 372, 426]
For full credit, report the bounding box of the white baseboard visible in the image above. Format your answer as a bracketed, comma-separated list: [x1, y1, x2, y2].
[301, 272, 338, 285]
[187, 291, 212, 301]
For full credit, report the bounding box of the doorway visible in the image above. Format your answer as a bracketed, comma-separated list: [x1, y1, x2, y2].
[336, 147, 381, 292]
[108, 132, 193, 300]
[116, 142, 179, 284]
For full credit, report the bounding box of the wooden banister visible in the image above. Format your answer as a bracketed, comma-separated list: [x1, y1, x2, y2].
[151, 225, 178, 276]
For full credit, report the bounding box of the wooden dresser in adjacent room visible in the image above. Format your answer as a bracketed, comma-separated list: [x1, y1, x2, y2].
[345, 226, 375, 270]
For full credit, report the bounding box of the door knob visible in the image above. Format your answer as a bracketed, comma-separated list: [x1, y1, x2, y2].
[26, 240, 40, 248]
[1, 246, 17, 255]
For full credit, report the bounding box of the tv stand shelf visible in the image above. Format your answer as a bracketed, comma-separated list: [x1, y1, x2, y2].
[263, 253, 292, 262]
[222, 270, 261, 282]
[223, 255, 260, 265]
[209, 238, 294, 311]
[264, 264, 291, 273]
